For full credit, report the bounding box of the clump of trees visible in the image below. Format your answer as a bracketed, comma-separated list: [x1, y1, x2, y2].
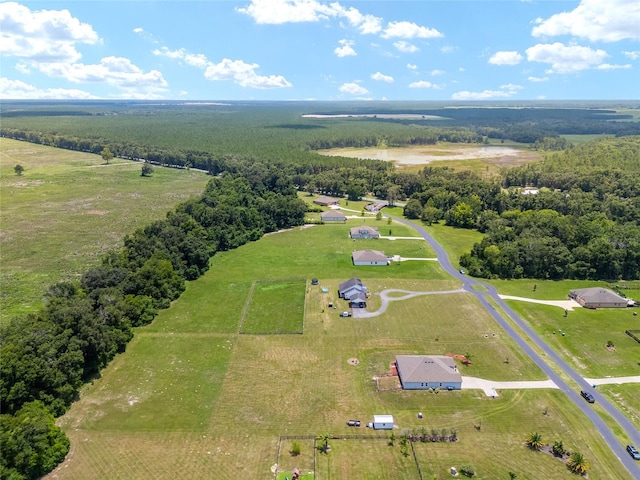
[0, 401, 70, 480]
[525, 432, 590, 476]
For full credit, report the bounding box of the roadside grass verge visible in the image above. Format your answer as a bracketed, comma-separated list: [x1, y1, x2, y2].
[424, 223, 484, 267]
[240, 279, 306, 334]
[0, 138, 209, 322]
[503, 300, 640, 378]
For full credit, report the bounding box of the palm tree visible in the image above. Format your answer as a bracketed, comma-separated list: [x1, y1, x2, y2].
[317, 433, 331, 453]
[464, 352, 473, 365]
[567, 451, 590, 475]
[552, 440, 565, 457]
[525, 432, 543, 450]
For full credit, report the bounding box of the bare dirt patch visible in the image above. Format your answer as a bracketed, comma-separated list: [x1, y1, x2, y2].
[319, 145, 540, 168]
[347, 358, 359, 365]
[87, 210, 108, 215]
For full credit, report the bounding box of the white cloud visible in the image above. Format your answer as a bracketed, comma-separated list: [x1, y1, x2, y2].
[205, 58, 292, 88]
[154, 47, 209, 68]
[393, 41, 419, 53]
[452, 83, 521, 100]
[488, 51, 523, 66]
[339, 82, 369, 95]
[623, 50, 640, 60]
[0, 77, 97, 99]
[500, 83, 523, 92]
[155, 46, 292, 89]
[237, 0, 335, 24]
[526, 42, 609, 73]
[430, 69, 445, 76]
[407, 63, 418, 70]
[532, 0, 640, 42]
[334, 5, 382, 34]
[409, 80, 442, 89]
[452, 89, 513, 100]
[381, 21, 443, 39]
[36, 57, 168, 91]
[371, 72, 394, 83]
[0, 2, 99, 63]
[334, 39, 356, 57]
[133, 27, 144, 34]
[440, 46, 457, 54]
[237, 0, 382, 34]
[596, 63, 631, 70]
[528, 76, 549, 82]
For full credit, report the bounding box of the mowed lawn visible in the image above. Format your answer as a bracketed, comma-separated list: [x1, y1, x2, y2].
[51, 225, 630, 480]
[0, 138, 210, 321]
[240, 279, 306, 333]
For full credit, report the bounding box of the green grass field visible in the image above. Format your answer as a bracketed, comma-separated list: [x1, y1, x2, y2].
[240, 279, 307, 334]
[0, 138, 210, 322]
[50, 223, 631, 480]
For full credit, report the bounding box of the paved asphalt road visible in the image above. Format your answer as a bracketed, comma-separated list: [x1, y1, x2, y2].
[390, 215, 640, 479]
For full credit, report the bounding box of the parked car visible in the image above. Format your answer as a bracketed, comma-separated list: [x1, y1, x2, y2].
[346, 420, 361, 427]
[339, 311, 352, 317]
[580, 390, 595, 403]
[627, 444, 640, 460]
[311, 279, 319, 285]
[459, 269, 465, 274]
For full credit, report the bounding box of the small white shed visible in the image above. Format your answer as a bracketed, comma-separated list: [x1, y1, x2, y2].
[372, 414, 394, 430]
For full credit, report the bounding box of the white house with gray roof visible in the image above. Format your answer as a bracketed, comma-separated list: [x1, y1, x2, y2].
[338, 278, 367, 300]
[350, 225, 380, 239]
[569, 287, 628, 309]
[352, 249, 388, 266]
[395, 355, 462, 390]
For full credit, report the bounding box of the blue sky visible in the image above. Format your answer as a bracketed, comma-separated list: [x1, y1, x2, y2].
[1, 0, 638, 100]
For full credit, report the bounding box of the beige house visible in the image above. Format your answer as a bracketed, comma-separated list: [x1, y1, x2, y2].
[395, 355, 462, 390]
[350, 225, 380, 239]
[321, 210, 346, 222]
[314, 196, 340, 206]
[352, 249, 388, 266]
[569, 288, 628, 308]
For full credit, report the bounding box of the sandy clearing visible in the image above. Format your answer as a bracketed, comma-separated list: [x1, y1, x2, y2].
[320, 145, 523, 165]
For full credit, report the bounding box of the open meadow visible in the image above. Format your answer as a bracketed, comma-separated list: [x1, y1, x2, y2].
[0, 138, 210, 321]
[49, 222, 631, 480]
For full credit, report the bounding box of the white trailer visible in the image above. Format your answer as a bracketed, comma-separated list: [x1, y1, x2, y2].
[371, 414, 394, 430]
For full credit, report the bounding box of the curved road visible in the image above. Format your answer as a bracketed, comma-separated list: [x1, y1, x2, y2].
[388, 215, 640, 478]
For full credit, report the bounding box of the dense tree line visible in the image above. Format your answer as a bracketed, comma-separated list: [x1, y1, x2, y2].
[0, 168, 306, 479]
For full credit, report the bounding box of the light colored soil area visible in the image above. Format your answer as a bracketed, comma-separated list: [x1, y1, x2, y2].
[319, 145, 537, 166]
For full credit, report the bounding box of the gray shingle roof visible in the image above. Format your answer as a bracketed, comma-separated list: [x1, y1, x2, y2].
[396, 355, 462, 384]
[570, 287, 626, 304]
[352, 249, 387, 263]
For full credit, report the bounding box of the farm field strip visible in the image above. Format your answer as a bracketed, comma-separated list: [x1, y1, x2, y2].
[0, 138, 210, 322]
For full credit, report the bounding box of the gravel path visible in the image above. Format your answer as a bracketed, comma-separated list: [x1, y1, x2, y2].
[352, 288, 466, 319]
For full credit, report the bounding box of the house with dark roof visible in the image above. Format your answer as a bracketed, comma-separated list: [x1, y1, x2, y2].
[321, 210, 346, 222]
[365, 200, 389, 213]
[314, 195, 340, 206]
[350, 225, 380, 239]
[395, 355, 462, 390]
[348, 292, 367, 308]
[352, 249, 388, 266]
[338, 278, 367, 300]
[569, 287, 628, 309]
